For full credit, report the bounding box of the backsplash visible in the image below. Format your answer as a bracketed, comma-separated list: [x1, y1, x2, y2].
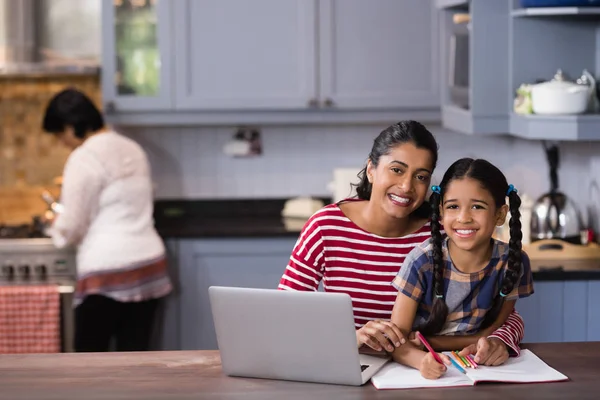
[121, 125, 600, 231]
[0, 73, 100, 223]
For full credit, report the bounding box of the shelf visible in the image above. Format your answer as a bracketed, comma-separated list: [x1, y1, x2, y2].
[442, 105, 508, 135]
[510, 113, 600, 141]
[435, 0, 468, 10]
[512, 7, 600, 17]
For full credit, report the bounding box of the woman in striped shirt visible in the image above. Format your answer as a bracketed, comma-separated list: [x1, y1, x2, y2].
[278, 121, 524, 366]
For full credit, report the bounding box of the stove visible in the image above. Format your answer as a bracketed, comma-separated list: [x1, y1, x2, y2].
[0, 221, 75, 285]
[0, 224, 77, 352]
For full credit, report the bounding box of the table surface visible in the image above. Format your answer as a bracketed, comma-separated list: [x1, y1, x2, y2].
[0, 342, 598, 400]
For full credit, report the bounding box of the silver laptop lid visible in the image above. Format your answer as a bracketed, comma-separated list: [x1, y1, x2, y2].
[208, 286, 363, 385]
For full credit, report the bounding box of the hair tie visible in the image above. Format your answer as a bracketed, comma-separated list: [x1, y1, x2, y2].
[431, 185, 441, 194]
[506, 184, 517, 196]
[499, 291, 508, 298]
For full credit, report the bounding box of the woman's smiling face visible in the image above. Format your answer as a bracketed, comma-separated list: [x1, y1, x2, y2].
[366, 141, 434, 220]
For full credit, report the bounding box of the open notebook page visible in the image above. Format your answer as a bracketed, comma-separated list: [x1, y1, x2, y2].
[465, 349, 568, 384]
[371, 362, 473, 389]
[371, 349, 568, 390]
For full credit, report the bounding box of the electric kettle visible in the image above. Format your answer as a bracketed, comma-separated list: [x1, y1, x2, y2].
[530, 143, 583, 244]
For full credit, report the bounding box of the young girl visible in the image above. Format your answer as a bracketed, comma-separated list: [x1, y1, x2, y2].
[390, 158, 534, 379]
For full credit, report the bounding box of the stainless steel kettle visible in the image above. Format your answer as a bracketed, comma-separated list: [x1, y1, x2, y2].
[531, 144, 582, 244]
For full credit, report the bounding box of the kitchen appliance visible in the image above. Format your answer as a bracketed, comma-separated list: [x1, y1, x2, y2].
[531, 143, 583, 244]
[448, 15, 470, 109]
[0, 223, 76, 352]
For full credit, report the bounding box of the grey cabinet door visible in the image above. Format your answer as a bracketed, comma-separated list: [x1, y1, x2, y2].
[173, 0, 317, 110]
[101, 0, 174, 112]
[178, 238, 297, 350]
[318, 0, 440, 109]
[515, 280, 600, 343]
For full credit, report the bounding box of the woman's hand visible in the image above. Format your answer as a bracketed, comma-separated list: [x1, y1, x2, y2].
[419, 352, 450, 379]
[356, 320, 406, 352]
[459, 337, 509, 366]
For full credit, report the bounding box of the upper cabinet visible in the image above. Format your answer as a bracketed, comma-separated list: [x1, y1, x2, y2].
[101, 0, 439, 125]
[173, 0, 317, 110]
[436, 0, 600, 141]
[318, 0, 439, 110]
[101, 0, 173, 112]
[436, 0, 510, 135]
[509, 0, 600, 141]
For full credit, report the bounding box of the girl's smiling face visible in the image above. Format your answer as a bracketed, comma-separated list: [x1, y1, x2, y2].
[441, 177, 508, 252]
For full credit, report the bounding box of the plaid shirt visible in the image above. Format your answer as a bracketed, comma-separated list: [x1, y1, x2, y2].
[392, 237, 534, 336]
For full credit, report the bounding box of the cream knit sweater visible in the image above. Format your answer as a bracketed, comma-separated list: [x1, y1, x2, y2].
[50, 131, 165, 277]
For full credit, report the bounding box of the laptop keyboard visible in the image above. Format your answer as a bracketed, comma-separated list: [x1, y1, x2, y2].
[360, 364, 369, 372]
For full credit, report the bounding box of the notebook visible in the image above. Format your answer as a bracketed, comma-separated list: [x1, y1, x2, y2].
[371, 349, 569, 390]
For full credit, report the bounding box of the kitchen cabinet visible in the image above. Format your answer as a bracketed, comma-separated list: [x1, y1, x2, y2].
[103, 0, 440, 125]
[516, 280, 600, 343]
[316, 0, 439, 110]
[437, 0, 600, 140]
[436, 0, 511, 135]
[508, 3, 600, 141]
[101, 0, 173, 112]
[177, 238, 297, 350]
[173, 0, 316, 110]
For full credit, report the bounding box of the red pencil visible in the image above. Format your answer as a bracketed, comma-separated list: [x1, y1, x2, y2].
[416, 331, 444, 364]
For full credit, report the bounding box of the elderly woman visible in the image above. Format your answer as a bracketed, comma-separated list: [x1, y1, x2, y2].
[42, 88, 172, 352]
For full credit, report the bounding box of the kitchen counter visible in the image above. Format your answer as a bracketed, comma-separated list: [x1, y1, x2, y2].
[153, 199, 600, 282]
[153, 198, 331, 238]
[0, 342, 598, 400]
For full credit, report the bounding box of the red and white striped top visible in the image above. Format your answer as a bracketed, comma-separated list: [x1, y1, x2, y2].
[278, 200, 524, 355]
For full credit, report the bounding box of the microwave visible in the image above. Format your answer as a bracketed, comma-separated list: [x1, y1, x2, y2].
[448, 32, 469, 109]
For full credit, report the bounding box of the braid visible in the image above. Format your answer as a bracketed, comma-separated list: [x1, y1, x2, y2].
[416, 191, 449, 336]
[503, 191, 522, 295]
[480, 190, 523, 330]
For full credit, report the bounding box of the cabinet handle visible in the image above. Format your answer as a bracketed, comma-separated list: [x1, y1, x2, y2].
[308, 98, 319, 108]
[323, 98, 334, 107]
[104, 101, 116, 114]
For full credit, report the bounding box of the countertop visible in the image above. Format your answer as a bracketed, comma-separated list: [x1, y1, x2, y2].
[153, 198, 329, 238]
[0, 342, 598, 400]
[153, 198, 600, 281]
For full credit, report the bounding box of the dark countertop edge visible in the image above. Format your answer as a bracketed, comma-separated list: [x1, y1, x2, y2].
[157, 230, 302, 239]
[533, 270, 600, 281]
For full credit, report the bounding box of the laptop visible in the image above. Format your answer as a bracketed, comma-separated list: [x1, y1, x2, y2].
[208, 286, 390, 386]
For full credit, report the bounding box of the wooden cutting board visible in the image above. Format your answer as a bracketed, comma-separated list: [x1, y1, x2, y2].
[523, 239, 600, 271]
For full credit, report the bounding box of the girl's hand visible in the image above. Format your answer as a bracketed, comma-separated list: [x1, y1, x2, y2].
[419, 352, 450, 379]
[356, 320, 406, 352]
[459, 337, 509, 366]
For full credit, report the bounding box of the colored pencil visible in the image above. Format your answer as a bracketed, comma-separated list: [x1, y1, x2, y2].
[460, 354, 472, 368]
[448, 355, 467, 374]
[416, 332, 444, 364]
[466, 354, 479, 368]
[452, 351, 469, 368]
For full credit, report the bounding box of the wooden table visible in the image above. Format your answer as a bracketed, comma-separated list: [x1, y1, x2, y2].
[0, 342, 598, 400]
